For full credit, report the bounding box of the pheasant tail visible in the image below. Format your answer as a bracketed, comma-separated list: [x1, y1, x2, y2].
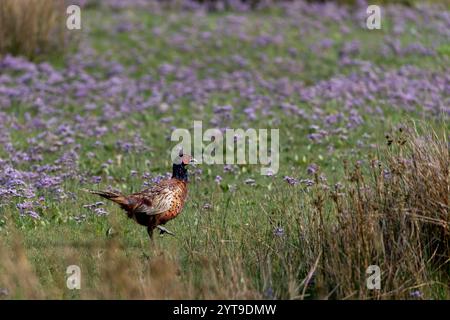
[83, 189, 129, 207]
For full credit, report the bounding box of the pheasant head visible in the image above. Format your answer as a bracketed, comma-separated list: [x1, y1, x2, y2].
[172, 152, 196, 182]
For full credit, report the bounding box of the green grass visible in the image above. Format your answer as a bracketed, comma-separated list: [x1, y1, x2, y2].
[0, 4, 448, 300]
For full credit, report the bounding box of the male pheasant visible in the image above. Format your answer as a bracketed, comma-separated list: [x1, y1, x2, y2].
[86, 153, 195, 239]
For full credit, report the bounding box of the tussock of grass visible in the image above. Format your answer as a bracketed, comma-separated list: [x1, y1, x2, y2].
[0, 0, 66, 60]
[309, 123, 449, 299]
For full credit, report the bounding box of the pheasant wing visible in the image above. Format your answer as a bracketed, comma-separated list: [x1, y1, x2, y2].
[132, 183, 175, 216]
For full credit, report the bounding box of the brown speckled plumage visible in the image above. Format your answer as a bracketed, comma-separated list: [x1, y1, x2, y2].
[87, 154, 193, 239]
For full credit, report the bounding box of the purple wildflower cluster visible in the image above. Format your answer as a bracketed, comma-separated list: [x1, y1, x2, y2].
[17, 199, 45, 220]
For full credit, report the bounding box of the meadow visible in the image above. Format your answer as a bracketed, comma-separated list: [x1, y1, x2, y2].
[0, 0, 448, 299]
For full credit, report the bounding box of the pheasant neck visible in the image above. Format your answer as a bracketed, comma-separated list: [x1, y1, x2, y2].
[172, 163, 188, 182]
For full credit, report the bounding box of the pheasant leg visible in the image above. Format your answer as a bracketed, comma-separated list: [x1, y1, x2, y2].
[156, 225, 175, 236]
[147, 226, 154, 240]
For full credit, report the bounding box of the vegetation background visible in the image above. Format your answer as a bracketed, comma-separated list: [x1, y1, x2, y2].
[0, 0, 448, 299]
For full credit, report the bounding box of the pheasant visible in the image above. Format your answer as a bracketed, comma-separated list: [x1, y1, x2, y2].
[85, 153, 196, 239]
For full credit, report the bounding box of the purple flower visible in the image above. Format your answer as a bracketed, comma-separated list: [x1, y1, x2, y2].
[149, 173, 171, 185]
[17, 201, 34, 212]
[223, 164, 236, 173]
[307, 164, 318, 175]
[17, 201, 41, 219]
[91, 176, 102, 184]
[273, 227, 284, 237]
[410, 290, 422, 298]
[283, 176, 298, 185]
[27, 210, 40, 219]
[94, 207, 109, 216]
[202, 203, 212, 210]
[300, 179, 315, 187]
